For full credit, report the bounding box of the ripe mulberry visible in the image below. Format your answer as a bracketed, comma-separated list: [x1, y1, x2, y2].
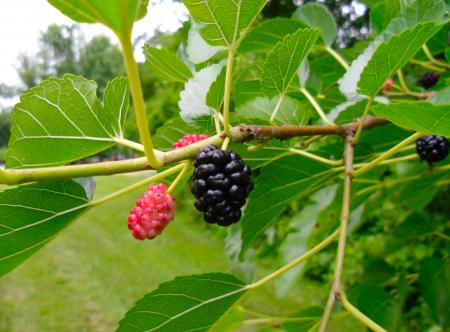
[416, 135, 449, 164]
[192, 145, 252, 226]
[173, 134, 210, 149]
[128, 184, 175, 240]
[417, 72, 439, 89]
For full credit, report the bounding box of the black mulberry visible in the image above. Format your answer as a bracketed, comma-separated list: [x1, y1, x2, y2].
[416, 135, 449, 164]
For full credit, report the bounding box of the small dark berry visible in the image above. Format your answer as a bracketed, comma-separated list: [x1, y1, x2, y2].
[417, 72, 439, 89]
[416, 135, 449, 164]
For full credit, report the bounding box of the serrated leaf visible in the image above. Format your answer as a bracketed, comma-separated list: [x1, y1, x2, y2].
[144, 46, 192, 83]
[292, 3, 337, 46]
[186, 25, 226, 64]
[419, 257, 450, 327]
[206, 67, 226, 111]
[235, 96, 310, 126]
[48, 0, 148, 35]
[183, 0, 266, 48]
[117, 273, 246, 332]
[6, 75, 129, 168]
[240, 155, 336, 256]
[0, 180, 90, 277]
[349, 284, 402, 332]
[179, 63, 224, 124]
[339, 0, 449, 98]
[238, 18, 304, 53]
[261, 28, 321, 98]
[233, 80, 264, 107]
[372, 102, 450, 136]
[358, 22, 443, 96]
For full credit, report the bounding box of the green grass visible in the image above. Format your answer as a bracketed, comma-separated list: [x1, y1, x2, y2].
[0, 176, 361, 332]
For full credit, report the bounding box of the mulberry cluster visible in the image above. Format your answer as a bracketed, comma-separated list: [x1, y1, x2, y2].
[416, 135, 449, 164]
[128, 184, 175, 240]
[191, 145, 252, 226]
[417, 72, 439, 89]
[173, 134, 210, 149]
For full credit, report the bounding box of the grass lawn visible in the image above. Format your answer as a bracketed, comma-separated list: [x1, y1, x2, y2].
[0, 176, 361, 332]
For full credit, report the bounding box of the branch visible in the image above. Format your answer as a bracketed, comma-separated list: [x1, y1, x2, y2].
[0, 117, 388, 185]
[318, 135, 354, 332]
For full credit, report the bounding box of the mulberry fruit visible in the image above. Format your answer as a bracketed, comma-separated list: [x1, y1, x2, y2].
[416, 135, 449, 164]
[128, 184, 175, 240]
[192, 145, 252, 226]
[417, 72, 439, 89]
[173, 134, 210, 149]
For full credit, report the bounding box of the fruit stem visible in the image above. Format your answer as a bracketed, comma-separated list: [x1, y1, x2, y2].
[396, 70, 410, 92]
[318, 135, 354, 332]
[300, 87, 334, 126]
[221, 137, 230, 150]
[223, 47, 236, 138]
[269, 94, 285, 124]
[323, 46, 349, 70]
[89, 164, 184, 207]
[119, 35, 162, 168]
[353, 132, 423, 177]
[246, 227, 340, 290]
[409, 59, 446, 73]
[167, 161, 192, 194]
[352, 97, 373, 146]
[288, 148, 343, 165]
[422, 44, 450, 69]
[339, 291, 387, 332]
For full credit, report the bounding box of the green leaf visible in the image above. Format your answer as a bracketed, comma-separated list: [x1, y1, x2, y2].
[349, 284, 402, 332]
[292, 3, 337, 46]
[182, 0, 266, 48]
[358, 22, 443, 96]
[261, 28, 321, 98]
[0, 180, 90, 277]
[238, 18, 304, 53]
[179, 63, 224, 124]
[369, 0, 401, 36]
[372, 102, 450, 136]
[209, 307, 244, 332]
[144, 46, 192, 83]
[230, 140, 291, 170]
[240, 155, 335, 256]
[419, 257, 450, 327]
[48, 0, 148, 35]
[206, 67, 226, 111]
[339, 0, 449, 97]
[233, 80, 264, 107]
[235, 96, 311, 126]
[117, 273, 247, 332]
[6, 75, 129, 168]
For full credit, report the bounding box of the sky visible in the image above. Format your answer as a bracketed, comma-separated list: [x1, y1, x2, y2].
[0, 0, 187, 88]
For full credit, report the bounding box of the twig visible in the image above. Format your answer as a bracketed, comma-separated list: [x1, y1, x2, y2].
[0, 117, 389, 185]
[318, 135, 354, 332]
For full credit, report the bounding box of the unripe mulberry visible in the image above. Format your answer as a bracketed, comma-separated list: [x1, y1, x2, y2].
[416, 135, 449, 164]
[173, 134, 210, 149]
[192, 145, 253, 226]
[128, 184, 175, 240]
